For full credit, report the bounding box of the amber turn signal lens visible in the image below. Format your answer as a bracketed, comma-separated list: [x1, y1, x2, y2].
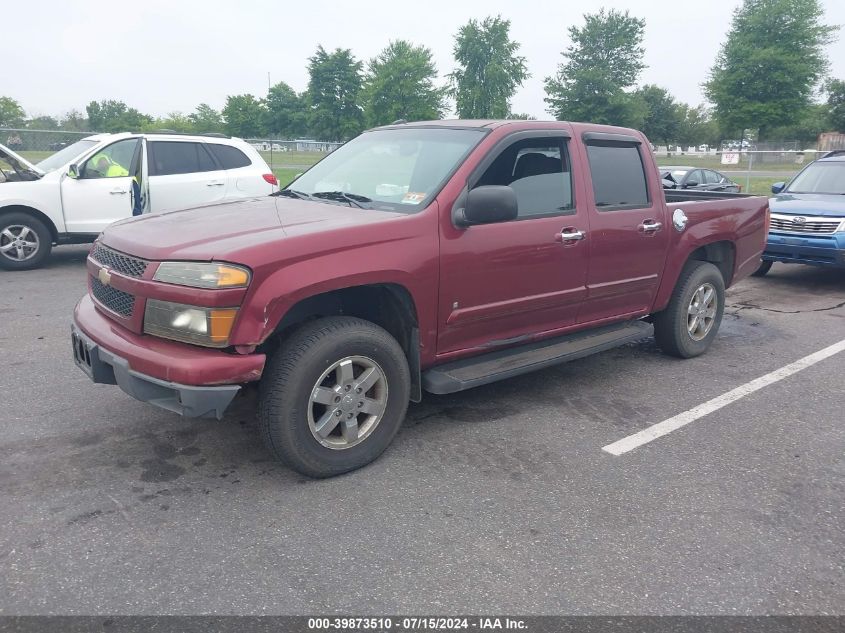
[209, 309, 239, 343]
[216, 266, 250, 288]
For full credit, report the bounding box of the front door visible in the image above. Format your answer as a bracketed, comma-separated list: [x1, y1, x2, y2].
[437, 133, 590, 356]
[577, 137, 670, 324]
[60, 138, 141, 233]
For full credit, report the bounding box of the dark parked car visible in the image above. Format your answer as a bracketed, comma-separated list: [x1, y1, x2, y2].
[661, 166, 741, 193]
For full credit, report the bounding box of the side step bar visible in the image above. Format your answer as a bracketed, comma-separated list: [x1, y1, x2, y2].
[422, 320, 653, 395]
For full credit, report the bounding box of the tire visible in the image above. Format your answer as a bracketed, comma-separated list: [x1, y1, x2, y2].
[653, 261, 726, 359]
[258, 316, 411, 478]
[751, 260, 773, 277]
[0, 212, 53, 271]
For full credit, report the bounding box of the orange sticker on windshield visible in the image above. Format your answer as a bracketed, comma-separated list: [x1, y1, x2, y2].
[401, 192, 426, 204]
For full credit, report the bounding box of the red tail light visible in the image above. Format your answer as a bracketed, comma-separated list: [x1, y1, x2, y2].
[263, 173, 278, 185]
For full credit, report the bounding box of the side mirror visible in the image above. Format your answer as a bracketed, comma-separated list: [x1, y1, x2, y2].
[684, 181, 699, 188]
[67, 163, 80, 179]
[771, 181, 785, 194]
[454, 185, 518, 227]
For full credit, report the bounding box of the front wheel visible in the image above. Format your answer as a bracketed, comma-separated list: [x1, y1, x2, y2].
[258, 316, 411, 478]
[751, 260, 773, 277]
[0, 212, 53, 271]
[653, 261, 726, 359]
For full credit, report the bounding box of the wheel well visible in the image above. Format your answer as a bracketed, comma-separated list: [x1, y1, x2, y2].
[688, 241, 735, 286]
[0, 205, 59, 242]
[267, 284, 422, 401]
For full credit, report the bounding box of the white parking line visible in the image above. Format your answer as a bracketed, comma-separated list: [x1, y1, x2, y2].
[602, 338, 845, 456]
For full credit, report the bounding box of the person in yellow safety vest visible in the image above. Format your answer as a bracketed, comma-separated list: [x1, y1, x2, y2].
[90, 154, 129, 178]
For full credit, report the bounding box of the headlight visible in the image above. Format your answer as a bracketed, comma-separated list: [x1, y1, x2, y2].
[153, 262, 250, 289]
[144, 299, 238, 347]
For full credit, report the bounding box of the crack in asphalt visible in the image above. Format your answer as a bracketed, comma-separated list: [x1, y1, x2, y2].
[728, 299, 845, 314]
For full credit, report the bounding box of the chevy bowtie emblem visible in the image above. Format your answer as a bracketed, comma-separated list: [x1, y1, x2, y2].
[792, 216, 807, 225]
[98, 267, 112, 286]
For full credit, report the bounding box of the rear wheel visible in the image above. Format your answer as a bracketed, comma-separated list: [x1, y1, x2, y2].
[258, 316, 410, 478]
[751, 260, 773, 277]
[654, 261, 725, 359]
[0, 212, 52, 271]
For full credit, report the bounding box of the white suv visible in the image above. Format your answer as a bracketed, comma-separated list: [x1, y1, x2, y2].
[0, 132, 279, 270]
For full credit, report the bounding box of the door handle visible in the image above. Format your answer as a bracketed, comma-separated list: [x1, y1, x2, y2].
[109, 189, 128, 195]
[206, 182, 225, 187]
[555, 228, 586, 243]
[639, 219, 663, 233]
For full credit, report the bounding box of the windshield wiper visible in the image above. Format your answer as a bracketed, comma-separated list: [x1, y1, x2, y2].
[311, 191, 372, 208]
[272, 188, 311, 200]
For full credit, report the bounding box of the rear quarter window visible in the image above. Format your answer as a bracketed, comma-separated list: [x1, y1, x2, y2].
[208, 144, 252, 169]
[585, 142, 650, 210]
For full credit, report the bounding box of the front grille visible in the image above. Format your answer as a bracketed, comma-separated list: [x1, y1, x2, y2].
[90, 243, 148, 277]
[91, 276, 135, 317]
[770, 216, 842, 234]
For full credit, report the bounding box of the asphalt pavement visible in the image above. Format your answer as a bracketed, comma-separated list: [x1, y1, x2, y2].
[1, 246, 843, 615]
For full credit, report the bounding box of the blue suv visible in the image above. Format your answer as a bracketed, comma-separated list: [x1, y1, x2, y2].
[755, 151, 845, 276]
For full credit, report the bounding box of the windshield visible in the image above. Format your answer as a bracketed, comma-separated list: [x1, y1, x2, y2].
[288, 127, 486, 211]
[786, 161, 845, 195]
[36, 139, 98, 172]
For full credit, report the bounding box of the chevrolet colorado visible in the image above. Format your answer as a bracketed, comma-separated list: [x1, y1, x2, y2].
[71, 120, 769, 477]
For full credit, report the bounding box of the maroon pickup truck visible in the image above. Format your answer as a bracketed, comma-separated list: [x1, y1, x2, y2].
[71, 120, 769, 477]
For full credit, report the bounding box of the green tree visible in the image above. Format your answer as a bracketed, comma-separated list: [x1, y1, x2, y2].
[635, 85, 682, 149]
[545, 9, 646, 126]
[826, 79, 845, 133]
[363, 40, 446, 126]
[188, 103, 225, 134]
[264, 82, 307, 138]
[26, 115, 60, 130]
[0, 96, 26, 127]
[306, 46, 364, 141]
[449, 16, 528, 119]
[60, 109, 89, 132]
[768, 102, 830, 144]
[144, 112, 195, 133]
[676, 105, 721, 148]
[222, 94, 267, 138]
[704, 0, 836, 139]
[86, 100, 152, 132]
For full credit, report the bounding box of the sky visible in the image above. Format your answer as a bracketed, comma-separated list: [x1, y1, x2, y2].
[7, 0, 845, 121]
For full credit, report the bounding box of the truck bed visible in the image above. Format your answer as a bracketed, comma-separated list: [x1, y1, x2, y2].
[663, 189, 757, 203]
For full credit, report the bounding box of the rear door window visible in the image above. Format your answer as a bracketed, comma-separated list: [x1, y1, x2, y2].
[704, 170, 721, 184]
[207, 144, 252, 169]
[149, 141, 218, 176]
[584, 142, 649, 209]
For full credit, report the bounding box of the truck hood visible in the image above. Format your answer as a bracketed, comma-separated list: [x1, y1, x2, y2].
[770, 192, 845, 217]
[101, 196, 405, 262]
[0, 143, 44, 179]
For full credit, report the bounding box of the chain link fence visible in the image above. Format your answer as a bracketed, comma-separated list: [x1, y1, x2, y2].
[6, 127, 843, 195]
[0, 128, 342, 179]
[1, 128, 92, 154]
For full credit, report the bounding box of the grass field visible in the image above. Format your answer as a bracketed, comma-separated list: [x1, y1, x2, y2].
[17, 148, 782, 196]
[654, 154, 808, 173]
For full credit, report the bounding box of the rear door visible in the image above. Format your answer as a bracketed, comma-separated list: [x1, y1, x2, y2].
[60, 137, 141, 233]
[576, 132, 670, 324]
[437, 131, 590, 355]
[147, 140, 228, 213]
[207, 142, 275, 197]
